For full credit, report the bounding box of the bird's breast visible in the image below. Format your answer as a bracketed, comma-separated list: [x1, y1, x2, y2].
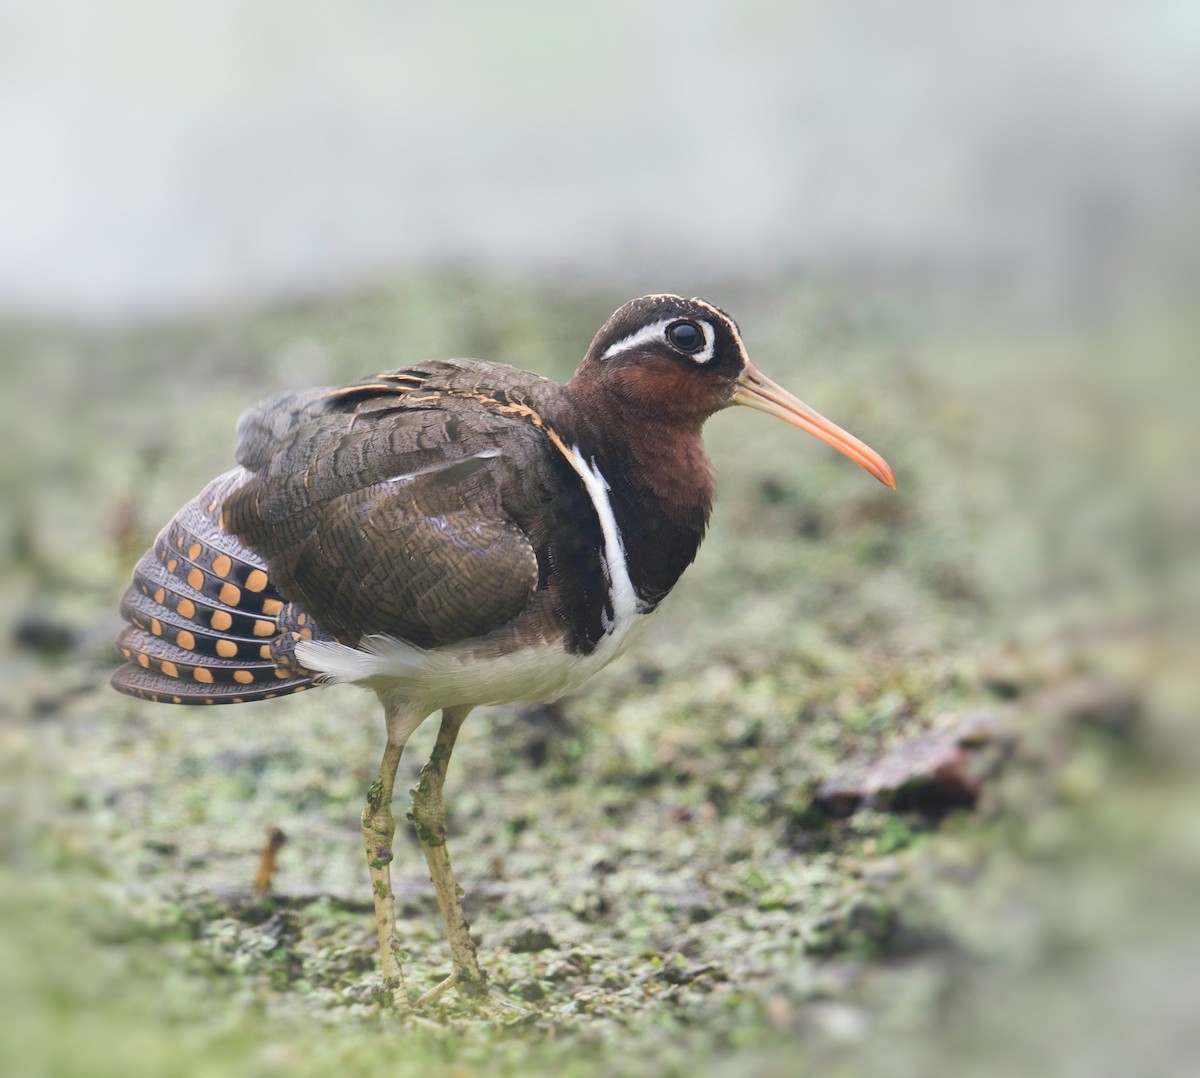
[294, 432, 659, 704]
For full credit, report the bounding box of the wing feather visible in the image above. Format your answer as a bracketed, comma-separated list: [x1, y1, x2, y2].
[222, 369, 550, 648]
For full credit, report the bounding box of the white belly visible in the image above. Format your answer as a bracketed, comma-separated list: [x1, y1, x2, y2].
[295, 608, 650, 710]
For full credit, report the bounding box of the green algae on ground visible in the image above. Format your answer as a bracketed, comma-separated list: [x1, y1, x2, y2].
[2, 275, 1195, 1075]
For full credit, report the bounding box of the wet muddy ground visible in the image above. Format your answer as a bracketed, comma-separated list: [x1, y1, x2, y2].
[2, 277, 1195, 1075]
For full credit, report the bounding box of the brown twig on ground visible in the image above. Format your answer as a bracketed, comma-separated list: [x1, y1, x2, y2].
[253, 825, 288, 895]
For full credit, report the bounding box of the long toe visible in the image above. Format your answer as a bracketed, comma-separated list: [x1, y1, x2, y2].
[411, 969, 539, 1025]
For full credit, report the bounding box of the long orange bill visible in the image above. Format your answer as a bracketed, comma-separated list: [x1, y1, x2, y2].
[732, 361, 897, 489]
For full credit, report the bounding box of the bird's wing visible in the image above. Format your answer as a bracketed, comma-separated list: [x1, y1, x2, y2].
[221, 365, 558, 649]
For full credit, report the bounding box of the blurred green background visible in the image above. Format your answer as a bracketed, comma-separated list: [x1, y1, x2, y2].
[2, 3, 1198, 1075]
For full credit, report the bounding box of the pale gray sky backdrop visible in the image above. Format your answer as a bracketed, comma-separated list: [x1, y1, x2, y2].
[3, 0, 1198, 321]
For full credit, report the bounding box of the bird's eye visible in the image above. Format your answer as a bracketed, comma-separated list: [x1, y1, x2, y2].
[666, 320, 704, 354]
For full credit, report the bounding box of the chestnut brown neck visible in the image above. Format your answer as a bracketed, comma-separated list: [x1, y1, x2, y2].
[562, 372, 716, 610]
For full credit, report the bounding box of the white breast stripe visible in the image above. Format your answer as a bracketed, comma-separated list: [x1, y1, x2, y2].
[295, 443, 651, 705]
[566, 446, 641, 630]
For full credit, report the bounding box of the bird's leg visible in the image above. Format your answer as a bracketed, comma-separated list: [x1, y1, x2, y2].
[362, 700, 428, 1011]
[406, 705, 490, 1005]
[362, 738, 408, 1008]
[405, 706, 535, 1022]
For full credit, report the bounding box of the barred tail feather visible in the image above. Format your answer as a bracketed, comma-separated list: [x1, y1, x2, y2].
[111, 470, 321, 705]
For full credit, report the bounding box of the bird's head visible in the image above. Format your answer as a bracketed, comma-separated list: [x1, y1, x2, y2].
[573, 294, 896, 489]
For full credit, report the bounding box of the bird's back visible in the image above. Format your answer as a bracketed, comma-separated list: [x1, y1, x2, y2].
[113, 359, 620, 706]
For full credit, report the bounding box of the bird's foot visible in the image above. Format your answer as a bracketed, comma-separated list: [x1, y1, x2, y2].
[413, 968, 538, 1026]
[413, 970, 457, 1009]
[472, 991, 539, 1026]
[376, 979, 444, 1032]
[380, 973, 411, 1014]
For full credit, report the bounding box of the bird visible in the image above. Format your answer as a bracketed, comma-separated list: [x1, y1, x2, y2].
[112, 294, 895, 1016]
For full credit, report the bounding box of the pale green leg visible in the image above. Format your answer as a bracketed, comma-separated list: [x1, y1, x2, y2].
[361, 732, 412, 1010]
[407, 705, 534, 1020]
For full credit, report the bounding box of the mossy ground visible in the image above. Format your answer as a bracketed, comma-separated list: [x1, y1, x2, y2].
[2, 275, 1196, 1075]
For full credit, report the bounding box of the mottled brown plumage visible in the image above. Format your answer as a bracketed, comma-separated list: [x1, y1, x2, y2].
[112, 294, 895, 1016]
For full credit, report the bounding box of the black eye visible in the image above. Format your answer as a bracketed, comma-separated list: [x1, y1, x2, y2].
[666, 320, 704, 354]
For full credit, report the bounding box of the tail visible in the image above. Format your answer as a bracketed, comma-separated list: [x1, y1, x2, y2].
[112, 469, 321, 705]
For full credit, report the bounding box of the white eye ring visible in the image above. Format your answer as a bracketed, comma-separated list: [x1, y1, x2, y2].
[601, 318, 716, 363]
[681, 320, 716, 363]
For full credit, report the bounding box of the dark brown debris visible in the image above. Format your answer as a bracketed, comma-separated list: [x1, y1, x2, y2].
[815, 734, 980, 817]
[812, 678, 1141, 818]
[506, 926, 559, 954]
